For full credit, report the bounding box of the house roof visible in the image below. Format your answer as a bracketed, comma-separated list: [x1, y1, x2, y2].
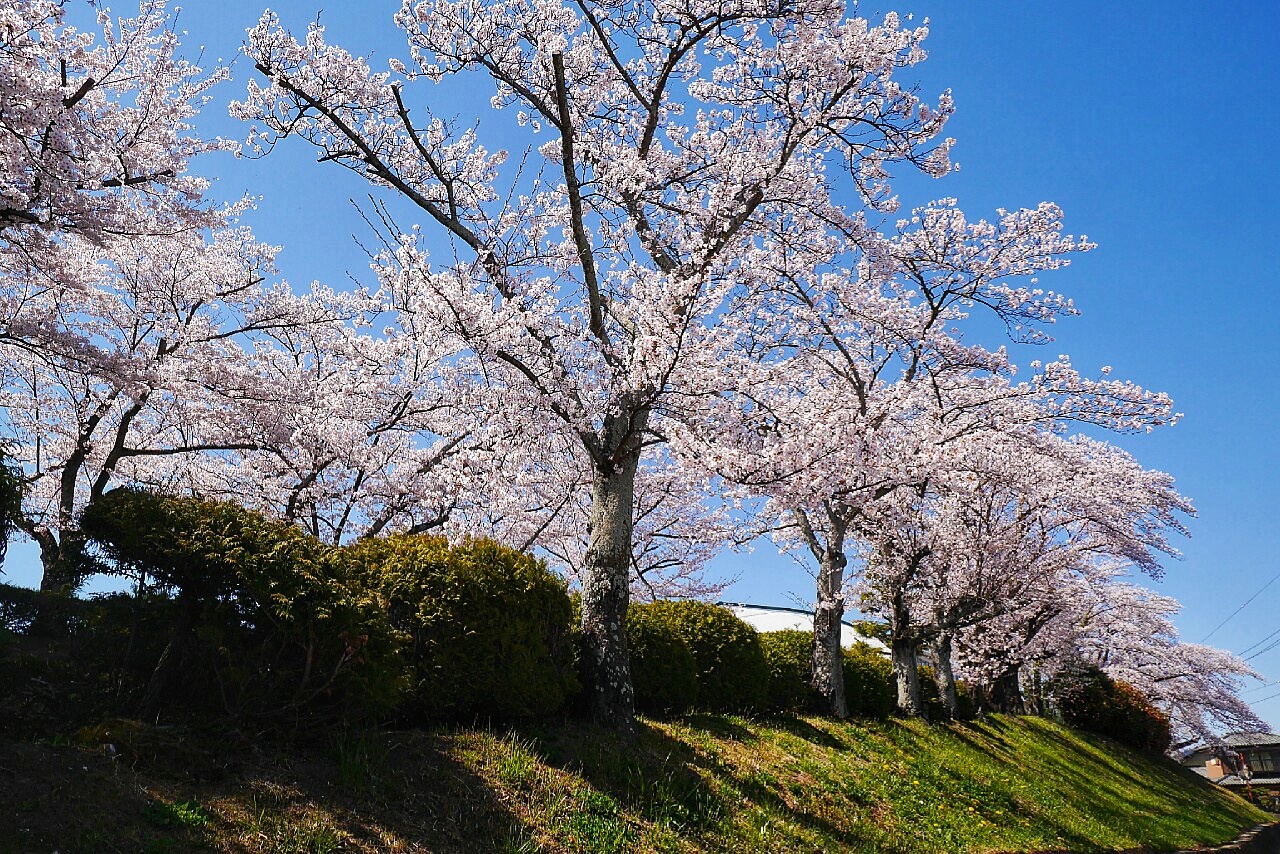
[1194, 770, 1280, 788]
[1220, 732, 1280, 748]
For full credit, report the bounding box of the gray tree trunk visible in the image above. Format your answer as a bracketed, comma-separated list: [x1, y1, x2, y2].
[812, 551, 849, 718]
[794, 507, 850, 718]
[989, 666, 1025, 714]
[25, 523, 82, 636]
[579, 415, 643, 735]
[933, 631, 959, 720]
[890, 591, 924, 717]
[892, 635, 924, 717]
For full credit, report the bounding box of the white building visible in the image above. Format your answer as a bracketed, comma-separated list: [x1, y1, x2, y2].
[719, 602, 890, 655]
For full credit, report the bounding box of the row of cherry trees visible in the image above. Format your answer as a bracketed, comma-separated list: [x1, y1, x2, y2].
[0, 0, 1262, 743]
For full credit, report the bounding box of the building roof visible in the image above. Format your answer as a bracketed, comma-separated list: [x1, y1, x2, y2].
[718, 602, 891, 654]
[1220, 732, 1280, 748]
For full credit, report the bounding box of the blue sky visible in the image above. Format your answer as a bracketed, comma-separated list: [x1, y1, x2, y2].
[8, 0, 1279, 726]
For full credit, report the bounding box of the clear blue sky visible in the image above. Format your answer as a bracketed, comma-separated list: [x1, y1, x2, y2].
[8, 0, 1279, 726]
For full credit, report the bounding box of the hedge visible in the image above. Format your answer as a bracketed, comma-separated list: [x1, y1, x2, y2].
[340, 534, 578, 722]
[843, 643, 895, 719]
[626, 605, 698, 715]
[79, 488, 404, 725]
[635, 601, 768, 713]
[759, 630, 818, 713]
[1053, 664, 1172, 753]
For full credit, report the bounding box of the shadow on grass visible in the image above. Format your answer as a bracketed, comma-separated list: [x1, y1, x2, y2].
[64, 727, 543, 854]
[523, 715, 912, 853]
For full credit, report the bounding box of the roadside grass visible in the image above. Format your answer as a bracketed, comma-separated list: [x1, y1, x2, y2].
[0, 714, 1268, 853]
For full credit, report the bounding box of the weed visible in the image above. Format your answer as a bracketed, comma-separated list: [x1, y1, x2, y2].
[333, 728, 389, 792]
[144, 798, 212, 829]
[564, 788, 635, 854]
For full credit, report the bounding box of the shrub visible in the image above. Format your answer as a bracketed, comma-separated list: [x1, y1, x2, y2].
[1053, 665, 1172, 753]
[842, 643, 895, 719]
[340, 534, 578, 722]
[637, 601, 768, 713]
[626, 605, 698, 715]
[0, 447, 23, 567]
[79, 488, 404, 726]
[758, 630, 818, 713]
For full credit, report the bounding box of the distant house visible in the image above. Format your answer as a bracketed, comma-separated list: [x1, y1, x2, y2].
[718, 602, 890, 655]
[1182, 733, 1280, 802]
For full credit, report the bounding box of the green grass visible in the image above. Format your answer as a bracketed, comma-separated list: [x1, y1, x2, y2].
[1, 714, 1268, 852]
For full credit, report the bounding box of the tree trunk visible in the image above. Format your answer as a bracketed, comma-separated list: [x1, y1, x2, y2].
[26, 525, 82, 636]
[580, 435, 641, 735]
[893, 635, 924, 717]
[137, 588, 199, 721]
[989, 666, 1025, 714]
[811, 551, 849, 718]
[932, 631, 959, 720]
[890, 591, 924, 717]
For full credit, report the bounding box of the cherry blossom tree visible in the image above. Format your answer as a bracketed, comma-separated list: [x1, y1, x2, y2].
[0, 0, 274, 599]
[1046, 577, 1264, 745]
[0, 219, 349, 595]
[893, 428, 1194, 718]
[189, 304, 483, 546]
[234, 0, 959, 730]
[1, 1, 227, 280]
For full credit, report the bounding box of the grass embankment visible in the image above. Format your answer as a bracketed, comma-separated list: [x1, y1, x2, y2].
[0, 714, 1267, 853]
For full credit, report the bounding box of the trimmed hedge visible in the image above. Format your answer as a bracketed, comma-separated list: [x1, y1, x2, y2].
[340, 534, 578, 722]
[636, 601, 768, 713]
[16, 492, 583, 729]
[759, 630, 818, 713]
[80, 488, 404, 725]
[626, 605, 698, 715]
[842, 643, 895, 719]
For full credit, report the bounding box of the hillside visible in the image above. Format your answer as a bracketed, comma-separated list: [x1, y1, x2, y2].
[0, 714, 1267, 853]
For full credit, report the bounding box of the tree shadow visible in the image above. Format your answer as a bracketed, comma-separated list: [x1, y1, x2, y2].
[524, 715, 906, 851]
[139, 728, 543, 853]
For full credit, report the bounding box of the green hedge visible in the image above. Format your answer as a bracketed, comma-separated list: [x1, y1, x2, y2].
[755, 630, 897, 718]
[759, 630, 817, 713]
[842, 643, 895, 719]
[340, 534, 578, 722]
[626, 605, 698, 715]
[636, 601, 768, 713]
[79, 488, 404, 725]
[74, 491, 583, 726]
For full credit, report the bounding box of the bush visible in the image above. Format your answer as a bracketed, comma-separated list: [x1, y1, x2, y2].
[842, 643, 895, 719]
[1053, 665, 1172, 753]
[758, 630, 818, 713]
[0, 446, 23, 567]
[340, 534, 578, 722]
[79, 488, 404, 726]
[636, 601, 768, 713]
[626, 605, 698, 715]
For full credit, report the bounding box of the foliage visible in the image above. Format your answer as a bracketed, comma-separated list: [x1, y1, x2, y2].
[1053, 664, 1174, 754]
[850, 621, 892, 646]
[842, 644, 896, 720]
[758, 630, 818, 714]
[0, 448, 22, 569]
[626, 603, 698, 716]
[79, 488, 404, 725]
[637, 601, 768, 714]
[339, 534, 578, 721]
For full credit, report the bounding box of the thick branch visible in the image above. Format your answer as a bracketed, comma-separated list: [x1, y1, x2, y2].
[552, 53, 608, 351]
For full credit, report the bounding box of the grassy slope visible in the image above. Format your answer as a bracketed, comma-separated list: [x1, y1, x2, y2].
[0, 714, 1268, 853]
